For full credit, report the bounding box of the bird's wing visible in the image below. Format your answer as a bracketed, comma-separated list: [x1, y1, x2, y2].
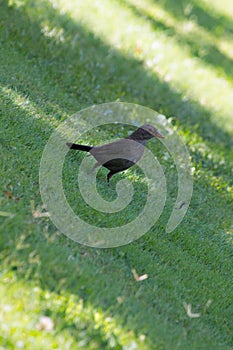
[90, 139, 145, 164]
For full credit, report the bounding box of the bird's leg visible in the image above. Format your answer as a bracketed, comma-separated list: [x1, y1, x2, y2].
[107, 171, 116, 185]
[88, 162, 101, 175]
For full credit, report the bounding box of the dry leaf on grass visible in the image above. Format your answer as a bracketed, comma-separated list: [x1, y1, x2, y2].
[3, 190, 20, 201]
[30, 200, 50, 218]
[183, 302, 201, 318]
[36, 316, 54, 331]
[132, 268, 148, 282]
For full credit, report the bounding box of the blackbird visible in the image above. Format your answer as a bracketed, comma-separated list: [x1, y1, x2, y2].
[66, 124, 164, 183]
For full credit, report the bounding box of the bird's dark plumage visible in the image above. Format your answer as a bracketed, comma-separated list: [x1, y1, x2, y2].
[66, 143, 92, 152]
[66, 124, 164, 183]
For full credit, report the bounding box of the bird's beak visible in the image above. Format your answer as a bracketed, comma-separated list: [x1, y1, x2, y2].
[154, 130, 165, 139]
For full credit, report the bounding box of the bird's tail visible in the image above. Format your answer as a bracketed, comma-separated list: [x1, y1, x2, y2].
[66, 143, 92, 152]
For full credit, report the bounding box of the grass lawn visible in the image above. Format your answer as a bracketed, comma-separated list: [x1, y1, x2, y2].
[0, 0, 233, 348]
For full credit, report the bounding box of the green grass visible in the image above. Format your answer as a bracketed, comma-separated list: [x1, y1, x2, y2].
[0, 0, 233, 348]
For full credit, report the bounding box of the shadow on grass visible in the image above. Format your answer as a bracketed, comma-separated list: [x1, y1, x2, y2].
[152, 0, 233, 35]
[120, 0, 233, 80]
[1, 0, 233, 152]
[0, 0, 233, 347]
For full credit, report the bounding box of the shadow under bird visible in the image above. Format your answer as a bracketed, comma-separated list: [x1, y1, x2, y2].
[66, 124, 165, 183]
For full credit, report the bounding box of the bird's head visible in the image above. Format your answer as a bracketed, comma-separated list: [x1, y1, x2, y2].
[139, 124, 165, 139]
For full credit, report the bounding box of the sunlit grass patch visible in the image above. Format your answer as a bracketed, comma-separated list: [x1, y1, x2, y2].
[0, 273, 148, 349]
